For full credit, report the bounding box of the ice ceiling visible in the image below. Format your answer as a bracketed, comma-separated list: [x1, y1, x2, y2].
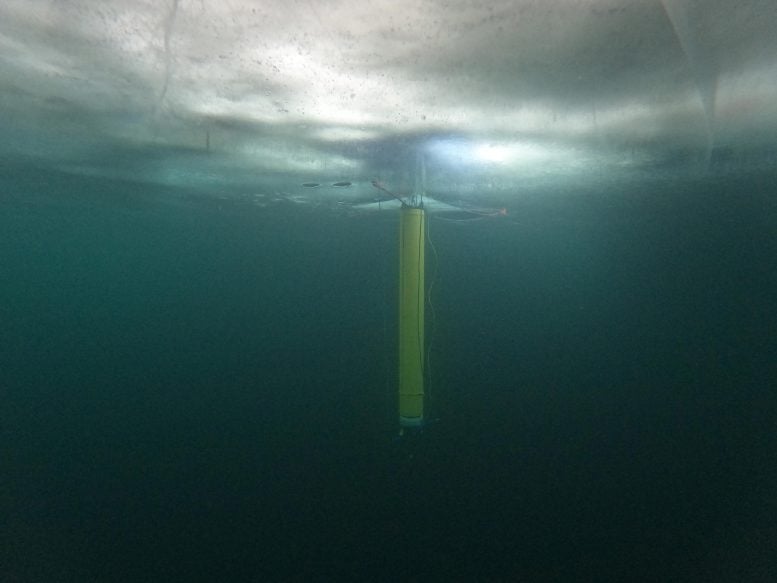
[1, 0, 776, 203]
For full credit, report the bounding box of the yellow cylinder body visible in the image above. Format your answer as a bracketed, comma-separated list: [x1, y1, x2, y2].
[398, 206, 425, 427]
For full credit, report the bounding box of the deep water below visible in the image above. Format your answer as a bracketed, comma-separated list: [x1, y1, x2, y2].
[2, 166, 777, 582]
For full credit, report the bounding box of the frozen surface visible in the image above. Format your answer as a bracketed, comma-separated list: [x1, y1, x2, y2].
[1, 0, 776, 204]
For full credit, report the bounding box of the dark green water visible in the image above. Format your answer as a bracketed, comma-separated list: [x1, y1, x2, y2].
[2, 165, 776, 582]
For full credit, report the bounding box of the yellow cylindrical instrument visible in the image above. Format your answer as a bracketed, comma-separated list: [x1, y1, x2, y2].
[398, 206, 425, 428]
